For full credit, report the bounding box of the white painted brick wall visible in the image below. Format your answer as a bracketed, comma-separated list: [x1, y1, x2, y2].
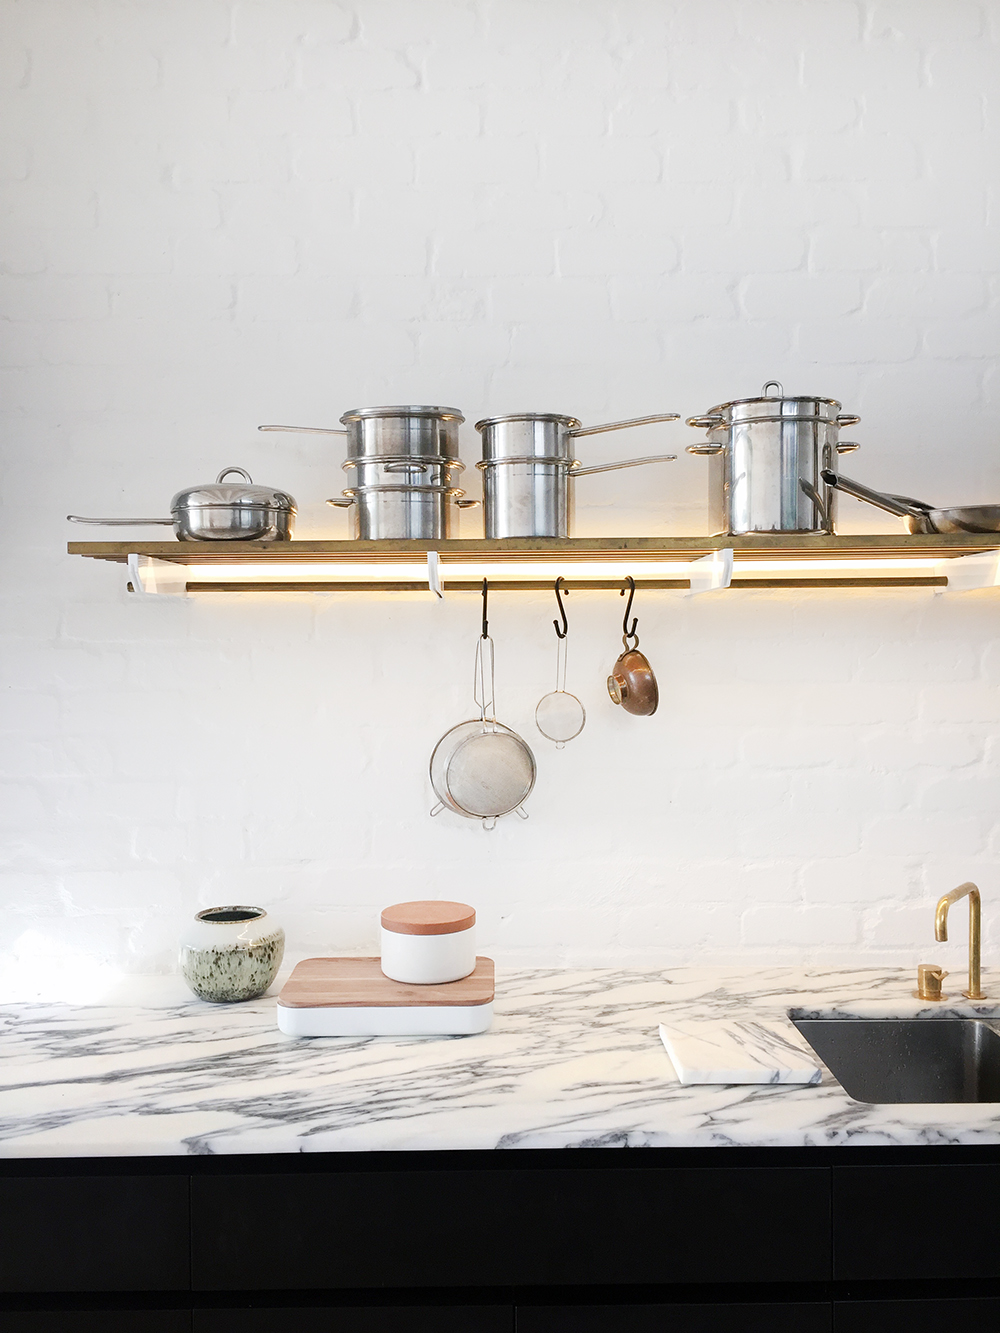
[2, 0, 1000, 987]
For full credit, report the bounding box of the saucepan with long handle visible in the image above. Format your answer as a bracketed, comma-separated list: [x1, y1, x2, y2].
[821, 470, 1000, 535]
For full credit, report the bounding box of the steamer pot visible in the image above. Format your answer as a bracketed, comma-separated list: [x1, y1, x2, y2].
[475, 412, 680, 539]
[685, 381, 861, 535]
[260, 406, 473, 540]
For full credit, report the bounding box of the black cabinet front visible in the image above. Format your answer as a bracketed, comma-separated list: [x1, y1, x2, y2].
[0, 1315, 189, 1333]
[834, 1297, 1000, 1331]
[833, 1165, 1000, 1280]
[518, 1303, 832, 1331]
[191, 1166, 830, 1290]
[0, 1176, 190, 1293]
[194, 1308, 512, 1332]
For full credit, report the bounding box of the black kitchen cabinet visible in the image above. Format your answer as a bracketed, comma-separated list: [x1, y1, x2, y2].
[194, 1308, 512, 1332]
[835, 1297, 1000, 1331]
[0, 1175, 189, 1293]
[191, 1167, 830, 1290]
[517, 1303, 832, 1331]
[4, 1147, 1000, 1327]
[833, 1165, 1000, 1280]
[0, 1315, 189, 1333]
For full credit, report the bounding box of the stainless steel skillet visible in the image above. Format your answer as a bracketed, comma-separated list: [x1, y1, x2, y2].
[821, 470, 1000, 535]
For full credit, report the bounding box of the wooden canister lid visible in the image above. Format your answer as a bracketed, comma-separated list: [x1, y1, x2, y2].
[380, 901, 476, 936]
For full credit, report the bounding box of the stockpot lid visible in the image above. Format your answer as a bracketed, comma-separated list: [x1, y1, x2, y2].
[692, 382, 846, 423]
[340, 405, 465, 424]
[381, 900, 476, 935]
[475, 412, 582, 431]
[170, 467, 297, 513]
[705, 393, 843, 412]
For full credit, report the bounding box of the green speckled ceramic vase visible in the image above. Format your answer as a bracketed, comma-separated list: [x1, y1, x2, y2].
[180, 906, 285, 1003]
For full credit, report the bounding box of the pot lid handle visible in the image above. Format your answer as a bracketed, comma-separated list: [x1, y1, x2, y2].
[216, 467, 253, 484]
[762, 380, 784, 396]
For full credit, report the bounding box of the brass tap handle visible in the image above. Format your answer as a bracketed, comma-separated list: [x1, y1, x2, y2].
[914, 964, 949, 1002]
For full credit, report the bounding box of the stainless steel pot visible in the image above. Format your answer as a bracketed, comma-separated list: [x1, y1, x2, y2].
[822, 469, 1000, 535]
[685, 381, 861, 535]
[474, 412, 680, 538]
[259, 405, 464, 461]
[67, 468, 296, 542]
[260, 406, 473, 540]
[328, 482, 477, 540]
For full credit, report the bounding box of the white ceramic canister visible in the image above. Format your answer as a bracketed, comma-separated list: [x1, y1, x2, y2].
[179, 906, 285, 1003]
[380, 901, 477, 985]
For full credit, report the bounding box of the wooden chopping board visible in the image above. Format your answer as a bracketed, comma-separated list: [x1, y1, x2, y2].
[277, 956, 495, 1009]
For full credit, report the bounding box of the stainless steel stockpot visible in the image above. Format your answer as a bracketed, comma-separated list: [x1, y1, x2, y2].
[475, 412, 679, 539]
[685, 381, 860, 535]
[67, 468, 297, 542]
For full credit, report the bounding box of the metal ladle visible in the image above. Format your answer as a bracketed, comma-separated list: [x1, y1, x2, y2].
[535, 578, 586, 748]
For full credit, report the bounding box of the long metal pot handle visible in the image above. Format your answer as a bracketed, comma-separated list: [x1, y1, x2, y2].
[568, 413, 680, 438]
[67, 515, 175, 525]
[570, 453, 677, 477]
[819, 470, 928, 519]
[325, 493, 479, 508]
[258, 423, 349, 436]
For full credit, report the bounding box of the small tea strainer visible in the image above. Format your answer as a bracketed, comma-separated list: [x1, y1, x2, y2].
[535, 577, 586, 748]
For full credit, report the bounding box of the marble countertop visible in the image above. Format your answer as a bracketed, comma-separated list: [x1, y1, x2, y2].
[2, 965, 1000, 1158]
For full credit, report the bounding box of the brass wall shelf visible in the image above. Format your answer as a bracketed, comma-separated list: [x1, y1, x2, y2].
[67, 534, 1000, 592]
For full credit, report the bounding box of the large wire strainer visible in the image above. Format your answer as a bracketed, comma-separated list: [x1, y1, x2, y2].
[429, 598, 536, 830]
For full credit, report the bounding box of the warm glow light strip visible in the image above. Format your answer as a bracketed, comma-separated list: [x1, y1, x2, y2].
[183, 556, 947, 584]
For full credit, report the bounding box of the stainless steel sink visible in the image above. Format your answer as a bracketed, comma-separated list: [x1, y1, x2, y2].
[792, 1017, 1000, 1104]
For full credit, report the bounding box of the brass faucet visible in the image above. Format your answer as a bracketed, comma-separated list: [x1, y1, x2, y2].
[935, 882, 986, 1000]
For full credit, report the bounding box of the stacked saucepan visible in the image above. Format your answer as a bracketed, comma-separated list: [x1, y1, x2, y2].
[260, 405, 684, 540]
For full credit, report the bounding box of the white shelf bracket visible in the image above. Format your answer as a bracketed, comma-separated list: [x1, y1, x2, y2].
[127, 553, 188, 597]
[937, 549, 1000, 592]
[427, 550, 443, 599]
[687, 547, 733, 596]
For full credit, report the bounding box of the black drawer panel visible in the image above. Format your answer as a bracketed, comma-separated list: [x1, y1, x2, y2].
[519, 1303, 832, 1331]
[195, 1308, 511, 1332]
[833, 1165, 1000, 1279]
[0, 1176, 189, 1293]
[835, 1297, 1000, 1331]
[192, 1167, 830, 1289]
[0, 1315, 189, 1332]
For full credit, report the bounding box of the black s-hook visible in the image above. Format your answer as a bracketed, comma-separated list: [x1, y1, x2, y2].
[481, 577, 489, 639]
[553, 576, 569, 639]
[620, 575, 639, 648]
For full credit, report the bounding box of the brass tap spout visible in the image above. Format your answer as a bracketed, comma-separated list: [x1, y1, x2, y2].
[935, 882, 985, 1001]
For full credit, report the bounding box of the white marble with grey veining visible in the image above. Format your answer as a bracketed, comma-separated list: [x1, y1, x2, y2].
[2, 966, 1000, 1158]
[658, 1018, 822, 1085]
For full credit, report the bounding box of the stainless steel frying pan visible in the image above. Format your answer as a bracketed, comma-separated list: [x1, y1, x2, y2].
[821, 470, 1000, 535]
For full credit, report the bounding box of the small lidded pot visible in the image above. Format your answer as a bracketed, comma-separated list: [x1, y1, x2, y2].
[380, 901, 477, 985]
[180, 906, 285, 1003]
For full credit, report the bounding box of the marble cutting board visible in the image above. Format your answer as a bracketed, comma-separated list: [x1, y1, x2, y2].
[659, 1017, 822, 1085]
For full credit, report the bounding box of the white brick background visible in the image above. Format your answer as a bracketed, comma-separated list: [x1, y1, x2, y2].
[2, 0, 1000, 990]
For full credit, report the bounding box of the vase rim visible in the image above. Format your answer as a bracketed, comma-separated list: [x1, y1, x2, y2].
[195, 906, 267, 925]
